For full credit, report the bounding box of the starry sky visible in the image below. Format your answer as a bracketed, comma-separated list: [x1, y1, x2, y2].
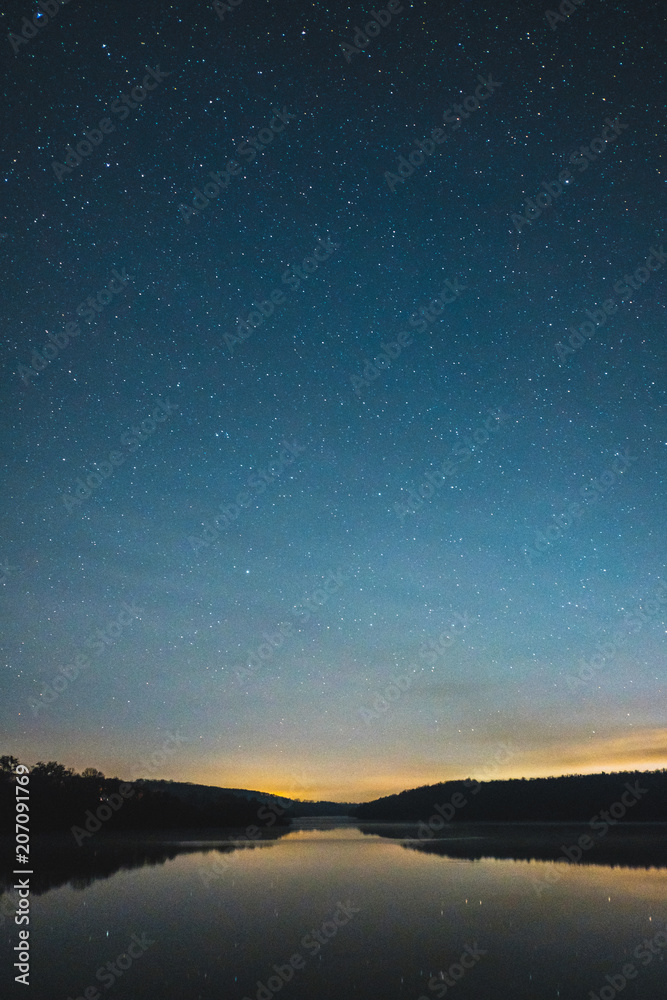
[1, 0, 665, 802]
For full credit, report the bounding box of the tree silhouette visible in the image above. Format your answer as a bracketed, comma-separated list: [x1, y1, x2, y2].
[0, 755, 20, 775]
[0, 755, 290, 834]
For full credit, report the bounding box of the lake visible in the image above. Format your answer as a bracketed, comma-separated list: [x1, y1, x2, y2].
[2, 820, 667, 1000]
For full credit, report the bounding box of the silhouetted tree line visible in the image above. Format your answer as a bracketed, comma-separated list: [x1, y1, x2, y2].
[352, 770, 667, 822]
[119, 778, 354, 817]
[0, 756, 289, 834]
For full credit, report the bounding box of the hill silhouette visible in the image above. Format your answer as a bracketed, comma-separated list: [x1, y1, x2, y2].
[351, 769, 667, 822]
[0, 755, 354, 835]
[4, 756, 666, 834]
[137, 778, 353, 816]
[0, 756, 288, 835]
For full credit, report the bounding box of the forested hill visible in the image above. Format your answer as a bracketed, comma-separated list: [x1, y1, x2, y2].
[0, 758, 289, 834]
[352, 770, 667, 823]
[138, 779, 354, 816]
[0, 756, 353, 834]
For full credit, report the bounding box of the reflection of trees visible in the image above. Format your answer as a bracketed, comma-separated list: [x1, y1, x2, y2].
[70, 876, 97, 892]
[0, 829, 291, 899]
[357, 822, 667, 869]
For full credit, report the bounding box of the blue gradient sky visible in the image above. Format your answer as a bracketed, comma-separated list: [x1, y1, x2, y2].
[1, 0, 665, 800]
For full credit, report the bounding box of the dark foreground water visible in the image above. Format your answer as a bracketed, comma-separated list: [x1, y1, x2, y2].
[2, 821, 666, 1000]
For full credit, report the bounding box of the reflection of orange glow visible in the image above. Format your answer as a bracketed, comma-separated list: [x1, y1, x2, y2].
[175, 832, 667, 906]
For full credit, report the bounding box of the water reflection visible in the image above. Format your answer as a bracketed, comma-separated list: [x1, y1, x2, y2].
[2, 820, 663, 901]
[0, 827, 291, 898]
[1, 822, 665, 1000]
[359, 821, 667, 870]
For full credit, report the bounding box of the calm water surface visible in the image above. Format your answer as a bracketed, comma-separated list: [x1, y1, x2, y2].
[3, 821, 666, 1000]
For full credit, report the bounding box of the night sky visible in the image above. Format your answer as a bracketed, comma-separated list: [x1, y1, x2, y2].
[1, 0, 665, 802]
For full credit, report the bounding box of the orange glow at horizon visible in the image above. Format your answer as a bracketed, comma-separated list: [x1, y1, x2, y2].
[165, 754, 667, 804]
[23, 727, 667, 804]
[174, 727, 667, 801]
